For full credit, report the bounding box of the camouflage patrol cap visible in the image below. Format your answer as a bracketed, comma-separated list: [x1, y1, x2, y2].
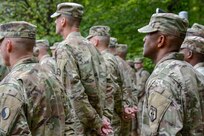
[51, 2, 84, 18]
[187, 23, 204, 38]
[50, 42, 60, 50]
[36, 39, 49, 47]
[116, 44, 128, 53]
[0, 21, 36, 40]
[134, 57, 143, 63]
[109, 37, 118, 48]
[138, 13, 189, 38]
[87, 25, 110, 39]
[181, 36, 204, 54]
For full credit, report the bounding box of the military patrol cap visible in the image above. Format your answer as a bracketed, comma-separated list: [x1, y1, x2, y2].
[109, 37, 118, 48]
[0, 21, 36, 40]
[187, 23, 204, 38]
[36, 39, 49, 47]
[134, 57, 143, 63]
[87, 25, 110, 39]
[51, 2, 84, 18]
[116, 44, 128, 53]
[138, 13, 189, 38]
[181, 36, 204, 54]
[50, 42, 59, 50]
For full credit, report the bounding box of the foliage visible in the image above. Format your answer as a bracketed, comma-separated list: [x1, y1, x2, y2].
[0, 0, 203, 72]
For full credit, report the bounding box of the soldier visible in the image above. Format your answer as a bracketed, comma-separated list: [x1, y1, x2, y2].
[138, 12, 204, 135]
[115, 43, 128, 60]
[0, 21, 71, 135]
[134, 57, 150, 99]
[51, 2, 110, 135]
[116, 43, 139, 135]
[87, 26, 137, 136]
[108, 37, 138, 135]
[108, 37, 118, 55]
[134, 57, 150, 135]
[180, 23, 204, 75]
[34, 39, 56, 73]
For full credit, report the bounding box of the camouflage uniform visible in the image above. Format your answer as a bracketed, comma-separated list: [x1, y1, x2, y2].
[50, 42, 60, 58]
[88, 26, 137, 136]
[0, 57, 9, 81]
[141, 53, 204, 135]
[51, 3, 106, 135]
[0, 21, 70, 135]
[114, 55, 136, 136]
[134, 58, 150, 135]
[40, 55, 56, 73]
[138, 13, 204, 135]
[194, 62, 204, 76]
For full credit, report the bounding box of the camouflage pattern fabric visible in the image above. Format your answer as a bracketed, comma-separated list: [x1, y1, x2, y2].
[141, 52, 204, 135]
[101, 50, 120, 126]
[194, 62, 204, 76]
[181, 36, 204, 54]
[135, 67, 150, 135]
[0, 57, 9, 81]
[55, 32, 106, 135]
[39, 55, 57, 74]
[187, 23, 204, 38]
[51, 2, 84, 18]
[113, 56, 137, 136]
[87, 25, 110, 39]
[138, 13, 189, 38]
[0, 21, 36, 40]
[0, 57, 72, 135]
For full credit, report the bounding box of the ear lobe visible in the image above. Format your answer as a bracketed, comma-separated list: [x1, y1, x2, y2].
[157, 35, 165, 48]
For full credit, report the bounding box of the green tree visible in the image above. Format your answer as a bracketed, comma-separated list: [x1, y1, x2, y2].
[0, 0, 204, 72]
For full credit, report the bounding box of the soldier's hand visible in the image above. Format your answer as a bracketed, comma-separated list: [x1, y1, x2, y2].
[122, 105, 138, 121]
[100, 116, 113, 136]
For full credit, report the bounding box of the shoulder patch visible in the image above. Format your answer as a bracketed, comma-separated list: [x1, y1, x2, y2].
[1, 107, 10, 120]
[149, 105, 157, 122]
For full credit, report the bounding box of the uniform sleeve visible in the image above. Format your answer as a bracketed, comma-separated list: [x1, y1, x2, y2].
[55, 46, 102, 131]
[119, 61, 134, 107]
[146, 79, 182, 136]
[0, 85, 31, 135]
[103, 57, 119, 121]
[137, 70, 150, 98]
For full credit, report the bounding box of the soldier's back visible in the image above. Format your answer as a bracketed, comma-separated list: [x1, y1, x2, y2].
[1, 58, 67, 136]
[55, 32, 105, 135]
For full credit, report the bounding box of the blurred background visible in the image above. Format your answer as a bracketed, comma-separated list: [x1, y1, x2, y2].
[0, 0, 203, 72]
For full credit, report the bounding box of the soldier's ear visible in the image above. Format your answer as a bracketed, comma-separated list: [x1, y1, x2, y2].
[157, 34, 165, 48]
[187, 49, 193, 59]
[61, 16, 66, 26]
[6, 39, 12, 53]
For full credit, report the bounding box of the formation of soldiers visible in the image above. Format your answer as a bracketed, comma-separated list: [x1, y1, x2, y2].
[0, 2, 204, 136]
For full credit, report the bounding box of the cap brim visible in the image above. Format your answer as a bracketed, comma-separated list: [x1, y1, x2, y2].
[86, 35, 93, 40]
[138, 25, 158, 33]
[0, 35, 4, 41]
[50, 46, 56, 49]
[50, 12, 61, 18]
